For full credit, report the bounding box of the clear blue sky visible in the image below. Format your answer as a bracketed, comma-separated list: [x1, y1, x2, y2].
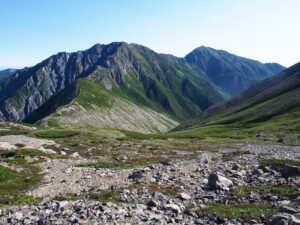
[1, 0, 300, 68]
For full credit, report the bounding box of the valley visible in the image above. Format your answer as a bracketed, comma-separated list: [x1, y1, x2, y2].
[0, 44, 298, 225]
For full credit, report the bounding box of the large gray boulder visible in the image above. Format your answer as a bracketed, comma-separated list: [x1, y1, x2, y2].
[208, 172, 233, 191]
[269, 214, 290, 225]
[281, 165, 300, 178]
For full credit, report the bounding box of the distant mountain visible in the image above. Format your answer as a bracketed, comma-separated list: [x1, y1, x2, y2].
[0, 68, 17, 80]
[175, 62, 300, 136]
[0, 43, 286, 133]
[0, 42, 224, 133]
[185, 46, 285, 96]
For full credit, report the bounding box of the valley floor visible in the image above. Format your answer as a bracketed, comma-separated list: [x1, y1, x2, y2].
[0, 124, 299, 224]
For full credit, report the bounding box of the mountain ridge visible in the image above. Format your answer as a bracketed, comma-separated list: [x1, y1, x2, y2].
[0, 42, 285, 133]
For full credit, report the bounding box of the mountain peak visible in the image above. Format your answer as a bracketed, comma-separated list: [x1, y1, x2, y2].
[185, 46, 285, 96]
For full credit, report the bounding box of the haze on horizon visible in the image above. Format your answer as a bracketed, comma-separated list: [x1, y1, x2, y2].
[1, 0, 300, 69]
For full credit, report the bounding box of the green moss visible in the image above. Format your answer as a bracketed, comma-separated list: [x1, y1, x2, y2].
[196, 204, 277, 221]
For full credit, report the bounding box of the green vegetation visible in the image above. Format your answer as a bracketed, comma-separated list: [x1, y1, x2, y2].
[54, 193, 82, 201]
[196, 203, 277, 221]
[124, 124, 250, 140]
[75, 79, 111, 108]
[174, 63, 300, 145]
[88, 190, 134, 205]
[129, 183, 180, 197]
[77, 161, 139, 170]
[15, 143, 25, 148]
[222, 150, 251, 161]
[0, 148, 52, 162]
[233, 185, 299, 199]
[33, 129, 80, 138]
[260, 158, 300, 169]
[0, 129, 28, 136]
[0, 160, 43, 207]
[0, 166, 10, 181]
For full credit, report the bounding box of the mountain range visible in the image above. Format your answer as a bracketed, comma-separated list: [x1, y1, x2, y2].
[0, 42, 285, 132]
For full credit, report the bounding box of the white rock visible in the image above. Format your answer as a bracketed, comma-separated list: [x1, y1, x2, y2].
[60, 151, 67, 155]
[71, 152, 81, 158]
[59, 200, 69, 208]
[15, 212, 23, 220]
[164, 204, 181, 214]
[208, 172, 233, 191]
[291, 215, 300, 225]
[178, 192, 191, 200]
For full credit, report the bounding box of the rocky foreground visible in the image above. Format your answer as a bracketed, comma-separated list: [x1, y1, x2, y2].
[0, 143, 299, 225]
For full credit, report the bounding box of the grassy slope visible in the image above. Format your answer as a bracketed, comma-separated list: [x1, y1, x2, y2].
[46, 79, 179, 133]
[173, 63, 300, 144]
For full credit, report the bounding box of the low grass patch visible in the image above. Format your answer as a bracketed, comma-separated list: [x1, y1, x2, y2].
[123, 125, 250, 140]
[15, 143, 25, 148]
[0, 148, 47, 161]
[233, 185, 299, 199]
[0, 129, 28, 136]
[222, 150, 251, 161]
[77, 161, 139, 170]
[0, 165, 10, 181]
[88, 190, 134, 205]
[54, 193, 82, 201]
[0, 161, 43, 207]
[33, 129, 80, 138]
[260, 158, 300, 169]
[196, 203, 277, 221]
[129, 183, 180, 197]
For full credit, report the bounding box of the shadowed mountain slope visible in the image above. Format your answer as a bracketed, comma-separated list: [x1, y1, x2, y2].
[185, 46, 285, 96]
[175, 62, 300, 138]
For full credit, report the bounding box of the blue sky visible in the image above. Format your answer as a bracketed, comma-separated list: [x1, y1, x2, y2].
[1, 0, 300, 68]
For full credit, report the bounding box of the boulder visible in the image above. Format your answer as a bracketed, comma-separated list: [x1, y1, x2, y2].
[280, 206, 297, 214]
[208, 172, 233, 191]
[70, 152, 81, 158]
[128, 170, 143, 182]
[147, 199, 158, 207]
[178, 192, 191, 200]
[269, 214, 290, 225]
[163, 204, 181, 214]
[281, 165, 300, 178]
[291, 215, 300, 225]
